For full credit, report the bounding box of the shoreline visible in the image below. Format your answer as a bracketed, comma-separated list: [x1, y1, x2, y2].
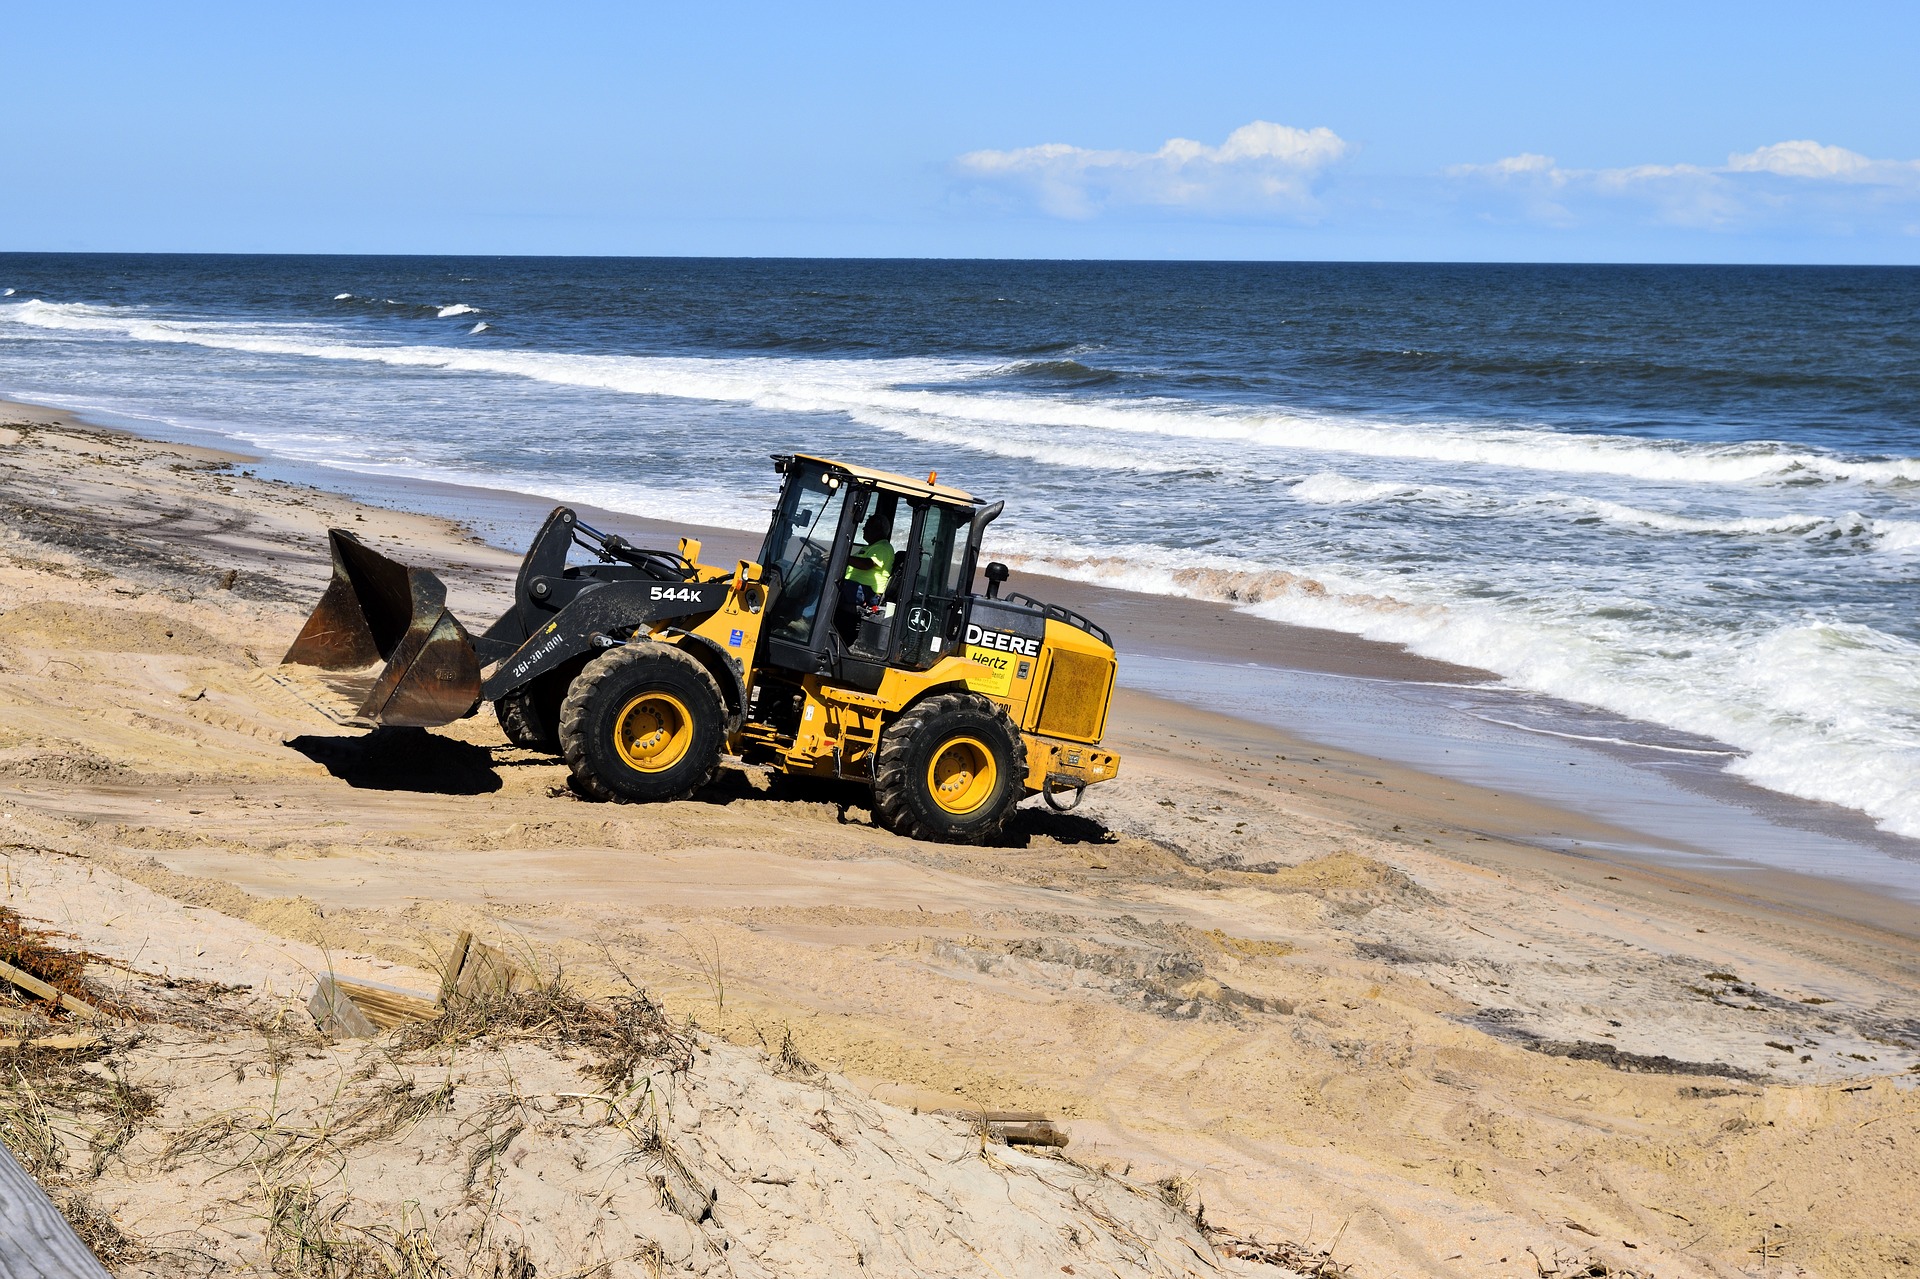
[10, 391, 1918, 909]
[5, 398, 1920, 1276]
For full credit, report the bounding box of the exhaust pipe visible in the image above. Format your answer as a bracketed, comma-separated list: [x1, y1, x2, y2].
[282, 530, 482, 727]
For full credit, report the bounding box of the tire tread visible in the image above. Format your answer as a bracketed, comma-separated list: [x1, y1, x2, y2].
[871, 691, 1026, 844]
[558, 643, 723, 803]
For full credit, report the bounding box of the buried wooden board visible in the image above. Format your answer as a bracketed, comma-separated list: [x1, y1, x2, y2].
[0, 1137, 113, 1279]
[440, 932, 535, 1002]
[936, 1110, 1070, 1148]
[307, 975, 437, 1038]
[310, 934, 534, 1040]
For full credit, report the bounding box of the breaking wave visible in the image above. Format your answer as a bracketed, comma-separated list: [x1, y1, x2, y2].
[5, 298, 1917, 489]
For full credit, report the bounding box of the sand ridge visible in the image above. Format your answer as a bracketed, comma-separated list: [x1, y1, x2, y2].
[3, 406, 1919, 1277]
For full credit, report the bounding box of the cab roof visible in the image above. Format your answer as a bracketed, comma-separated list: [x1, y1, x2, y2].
[785, 454, 979, 505]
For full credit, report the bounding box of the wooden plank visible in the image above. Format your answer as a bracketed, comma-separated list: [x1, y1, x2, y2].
[334, 980, 439, 1028]
[308, 976, 438, 1037]
[307, 976, 377, 1039]
[0, 1136, 113, 1279]
[0, 1034, 99, 1051]
[436, 931, 473, 1006]
[997, 1122, 1069, 1148]
[0, 959, 96, 1022]
[450, 940, 532, 1001]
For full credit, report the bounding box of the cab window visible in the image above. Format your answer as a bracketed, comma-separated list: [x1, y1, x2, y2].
[762, 464, 850, 644]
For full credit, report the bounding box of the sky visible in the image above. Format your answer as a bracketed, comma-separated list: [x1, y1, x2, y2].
[6, 1, 1919, 262]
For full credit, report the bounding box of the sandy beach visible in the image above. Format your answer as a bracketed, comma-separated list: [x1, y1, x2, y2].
[4, 398, 1919, 1277]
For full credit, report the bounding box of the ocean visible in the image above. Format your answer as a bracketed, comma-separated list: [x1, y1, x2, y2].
[1, 254, 1916, 841]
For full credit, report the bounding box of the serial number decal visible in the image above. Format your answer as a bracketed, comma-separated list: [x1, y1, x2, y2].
[512, 631, 568, 679]
[965, 647, 1017, 696]
[963, 624, 1040, 658]
[650, 586, 705, 603]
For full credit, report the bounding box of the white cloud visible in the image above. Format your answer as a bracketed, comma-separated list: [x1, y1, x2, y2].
[1446, 153, 1559, 180]
[1726, 140, 1873, 179]
[1449, 139, 1920, 229]
[956, 121, 1348, 218]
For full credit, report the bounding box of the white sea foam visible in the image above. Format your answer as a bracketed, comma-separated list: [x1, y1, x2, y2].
[2, 288, 14, 297]
[991, 530, 1920, 840]
[1875, 519, 1920, 554]
[5, 298, 1916, 490]
[1291, 471, 1460, 505]
[438, 304, 478, 318]
[333, 292, 353, 300]
[1285, 471, 1917, 549]
[469, 322, 490, 334]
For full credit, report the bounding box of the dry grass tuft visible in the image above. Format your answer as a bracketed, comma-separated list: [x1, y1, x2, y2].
[396, 980, 690, 1089]
[764, 1023, 818, 1079]
[0, 1050, 158, 1179]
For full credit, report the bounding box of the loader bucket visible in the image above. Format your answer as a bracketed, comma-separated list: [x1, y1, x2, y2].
[281, 530, 482, 727]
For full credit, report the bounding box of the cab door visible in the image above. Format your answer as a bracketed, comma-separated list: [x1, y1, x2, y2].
[893, 501, 973, 671]
[759, 463, 858, 673]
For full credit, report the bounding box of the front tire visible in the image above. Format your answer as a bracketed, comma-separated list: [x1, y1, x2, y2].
[871, 692, 1027, 844]
[558, 643, 725, 804]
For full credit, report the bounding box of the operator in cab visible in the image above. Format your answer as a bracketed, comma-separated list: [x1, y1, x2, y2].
[844, 511, 895, 612]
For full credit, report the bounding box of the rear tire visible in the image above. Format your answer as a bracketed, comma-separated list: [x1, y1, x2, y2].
[871, 692, 1026, 844]
[559, 643, 725, 804]
[494, 674, 566, 754]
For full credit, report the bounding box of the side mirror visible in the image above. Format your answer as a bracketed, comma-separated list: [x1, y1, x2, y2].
[984, 561, 1010, 599]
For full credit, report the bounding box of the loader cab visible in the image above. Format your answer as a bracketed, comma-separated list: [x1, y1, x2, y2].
[759, 455, 988, 689]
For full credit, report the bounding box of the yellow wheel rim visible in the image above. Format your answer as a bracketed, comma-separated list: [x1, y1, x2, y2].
[926, 735, 997, 815]
[613, 691, 693, 773]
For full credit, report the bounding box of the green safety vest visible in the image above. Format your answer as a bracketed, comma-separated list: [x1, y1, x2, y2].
[846, 540, 895, 593]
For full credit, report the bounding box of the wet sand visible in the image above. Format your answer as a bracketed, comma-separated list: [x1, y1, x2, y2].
[5, 398, 1920, 1276]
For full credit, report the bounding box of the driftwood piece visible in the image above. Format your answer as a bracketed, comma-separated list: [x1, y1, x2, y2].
[0, 1136, 113, 1278]
[0, 1034, 100, 1052]
[996, 1122, 1069, 1148]
[0, 959, 97, 1022]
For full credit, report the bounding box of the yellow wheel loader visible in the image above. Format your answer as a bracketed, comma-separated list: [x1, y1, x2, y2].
[283, 454, 1121, 843]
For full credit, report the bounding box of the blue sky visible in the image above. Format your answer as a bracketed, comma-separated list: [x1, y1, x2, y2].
[6, 2, 1919, 261]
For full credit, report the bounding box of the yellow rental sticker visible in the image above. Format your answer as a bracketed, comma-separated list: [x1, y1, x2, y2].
[965, 646, 1016, 696]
